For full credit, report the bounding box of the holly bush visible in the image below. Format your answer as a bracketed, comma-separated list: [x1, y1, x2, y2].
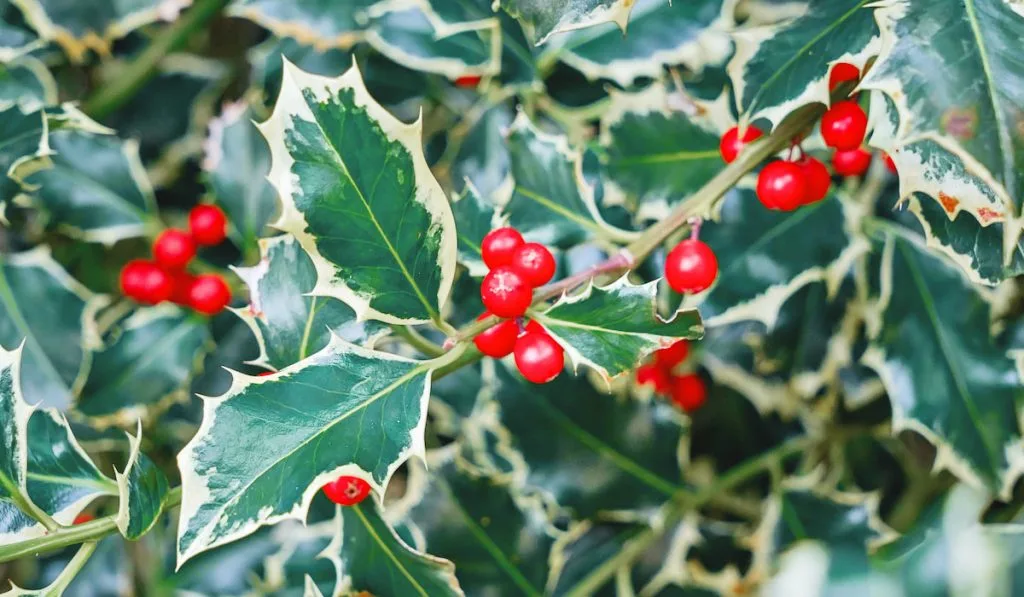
[1, 0, 1023, 595]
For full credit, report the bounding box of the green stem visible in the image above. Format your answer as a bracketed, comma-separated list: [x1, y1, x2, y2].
[391, 325, 445, 358]
[82, 0, 230, 119]
[7, 483, 60, 532]
[48, 542, 99, 594]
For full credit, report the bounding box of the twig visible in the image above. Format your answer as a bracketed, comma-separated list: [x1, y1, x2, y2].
[390, 325, 445, 358]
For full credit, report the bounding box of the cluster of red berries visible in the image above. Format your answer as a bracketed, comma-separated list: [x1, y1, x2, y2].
[474, 227, 564, 384]
[119, 205, 232, 315]
[635, 340, 706, 413]
[322, 475, 372, 506]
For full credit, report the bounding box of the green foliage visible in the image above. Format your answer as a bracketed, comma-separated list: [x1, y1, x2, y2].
[0, 1, 1023, 595]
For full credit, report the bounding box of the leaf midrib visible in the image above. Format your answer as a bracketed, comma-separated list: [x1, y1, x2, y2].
[352, 503, 431, 596]
[513, 185, 604, 236]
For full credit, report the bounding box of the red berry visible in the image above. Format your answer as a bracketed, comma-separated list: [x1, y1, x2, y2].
[523, 320, 544, 334]
[636, 363, 671, 394]
[832, 147, 872, 177]
[480, 266, 532, 318]
[510, 242, 556, 287]
[655, 340, 690, 368]
[187, 274, 232, 315]
[883, 152, 897, 174]
[796, 156, 831, 205]
[665, 239, 718, 295]
[756, 161, 806, 211]
[719, 125, 763, 164]
[73, 513, 94, 525]
[820, 101, 868, 151]
[455, 75, 482, 88]
[153, 229, 196, 270]
[122, 260, 173, 304]
[120, 259, 149, 300]
[323, 475, 372, 506]
[473, 313, 520, 358]
[482, 227, 524, 269]
[514, 330, 564, 384]
[828, 62, 860, 91]
[189, 205, 228, 246]
[670, 374, 707, 413]
[169, 271, 196, 305]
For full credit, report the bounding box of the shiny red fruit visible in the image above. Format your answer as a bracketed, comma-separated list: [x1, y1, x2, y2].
[797, 156, 831, 205]
[636, 363, 671, 394]
[756, 160, 806, 211]
[187, 274, 232, 315]
[655, 340, 690, 368]
[455, 75, 482, 88]
[169, 271, 196, 305]
[514, 330, 564, 384]
[258, 371, 274, 376]
[719, 125, 763, 163]
[670, 374, 707, 413]
[121, 260, 173, 304]
[73, 513, 94, 525]
[480, 266, 532, 318]
[510, 242, 556, 287]
[828, 62, 860, 91]
[153, 229, 196, 270]
[473, 313, 520, 358]
[189, 204, 228, 246]
[883, 152, 897, 174]
[120, 259, 149, 300]
[820, 101, 868, 151]
[481, 227, 524, 269]
[832, 147, 872, 177]
[323, 475, 372, 506]
[665, 239, 718, 294]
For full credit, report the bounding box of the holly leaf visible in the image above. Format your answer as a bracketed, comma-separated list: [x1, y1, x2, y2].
[175, 337, 435, 565]
[228, 0, 377, 49]
[0, 343, 32, 540]
[451, 184, 498, 276]
[232, 235, 388, 371]
[0, 248, 95, 410]
[202, 100, 277, 254]
[115, 425, 170, 540]
[76, 307, 212, 425]
[262, 61, 457, 324]
[504, 112, 636, 247]
[0, 1, 40, 61]
[0, 56, 55, 111]
[863, 228, 1024, 497]
[486, 363, 684, 518]
[404, 452, 558, 596]
[600, 83, 726, 221]
[696, 188, 864, 328]
[545, 0, 732, 86]
[451, 102, 513, 201]
[728, 0, 880, 127]
[535, 277, 702, 382]
[0, 105, 49, 208]
[498, 0, 636, 45]
[327, 499, 462, 596]
[549, 522, 647, 595]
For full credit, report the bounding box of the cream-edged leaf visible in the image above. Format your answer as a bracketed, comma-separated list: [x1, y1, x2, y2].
[499, 0, 636, 45]
[115, 423, 170, 540]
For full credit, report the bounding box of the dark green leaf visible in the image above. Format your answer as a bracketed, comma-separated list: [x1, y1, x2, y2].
[0, 105, 48, 208]
[451, 102, 513, 200]
[0, 56, 54, 111]
[0, 1, 40, 60]
[228, 0, 377, 49]
[499, 0, 635, 44]
[450, 184, 498, 276]
[115, 426, 170, 540]
[367, 6, 499, 78]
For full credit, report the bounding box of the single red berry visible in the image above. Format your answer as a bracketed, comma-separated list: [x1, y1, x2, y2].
[514, 330, 564, 384]
[187, 274, 232, 315]
[670, 374, 707, 413]
[655, 340, 690, 369]
[73, 513, 94, 525]
[636, 363, 671, 394]
[455, 75, 482, 88]
[719, 125, 763, 164]
[189, 204, 228, 246]
[510, 242, 556, 287]
[665, 239, 718, 294]
[796, 156, 831, 205]
[323, 475, 372, 506]
[120, 259, 150, 300]
[258, 371, 274, 376]
[832, 147, 872, 177]
[473, 313, 520, 358]
[169, 271, 196, 305]
[480, 266, 532, 318]
[153, 229, 196, 270]
[883, 152, 897, 174]
[828, 62, 860, 91]
[124, 260, 173, 305]
[820, 101, 868, 151]
[482, 227, 524, 269]
[756, 160, 807, 211]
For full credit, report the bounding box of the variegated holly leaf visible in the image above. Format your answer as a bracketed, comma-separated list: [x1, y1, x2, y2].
[863, 228, 1024, 498]
[0, 248, 94, 410]
[202, 100, 277, 254]
[0, 105, 49, 208]
[366, 5, 500, 79]
[0, 56, 55, 111]
[77, 307, 211, 425]
[535, 278, 702, 381]
[232, 235, 388, 371]
[862, 0, 1024, 234]
[328, 499, 462, 596]
[228, 0, 377, 49]
[0, 0, 40, 61]
[600, 83, 726, 221]
[504, 112, 636, 247]
[545, 0, 732, 86]
[549, 521, 647, 595]
[451, 184, 498, 276]
[0, 343, 32, 541]
[253, 520, 337, 595]
[404, 452, 558, 595]
[696, 187, 863, 328]
[728, 0, 880, 127]
[499, 0, 636, 45]
[262, 62, 457, 324]
[248, 36, 350, 105]
[486, 363, 684, 518]
[169, 527, 279, 595]
[25, 127, 158, 244]
[115, 425, 169, 540]
[176, 336, 435, 565]
[451, 102, 514, 201]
